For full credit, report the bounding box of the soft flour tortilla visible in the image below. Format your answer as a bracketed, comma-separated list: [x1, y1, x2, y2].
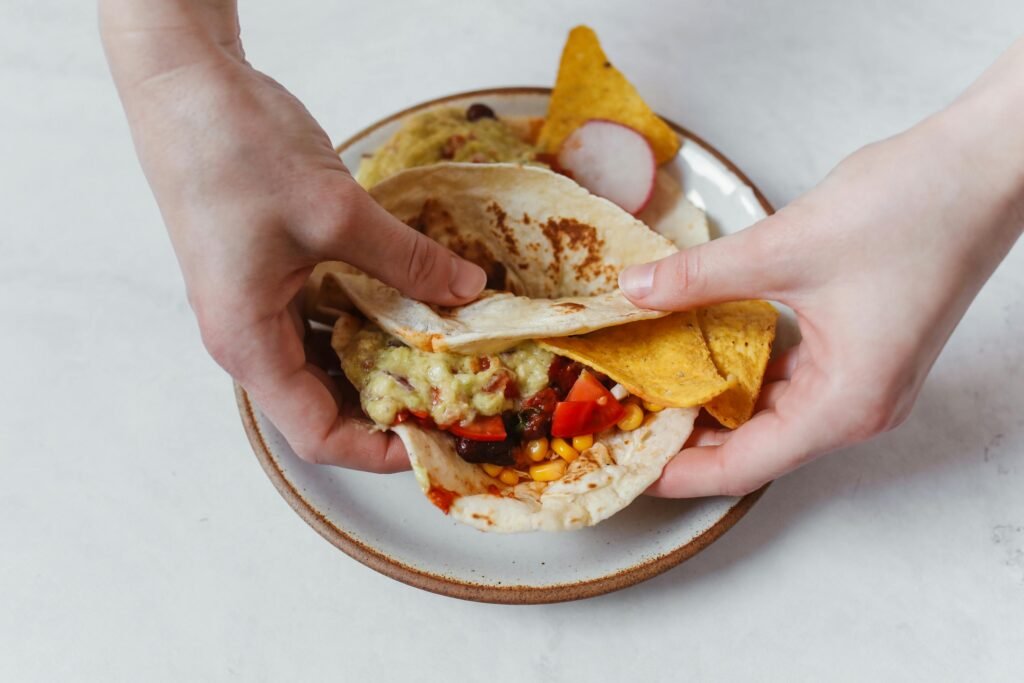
[326, 162, 678, 354]
[395, 407, 698, 532]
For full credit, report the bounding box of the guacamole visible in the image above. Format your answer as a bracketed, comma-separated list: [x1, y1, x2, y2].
[342, 326, 554, 427]
[355, 105, 536, 188]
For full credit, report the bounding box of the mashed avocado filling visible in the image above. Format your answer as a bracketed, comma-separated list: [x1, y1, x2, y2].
[342, 326, 554, 428]
[355, 106, 536, 188]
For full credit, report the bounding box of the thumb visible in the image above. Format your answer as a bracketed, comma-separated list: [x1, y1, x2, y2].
[321, 184, 487, 306]
[618, 227, 785, 310]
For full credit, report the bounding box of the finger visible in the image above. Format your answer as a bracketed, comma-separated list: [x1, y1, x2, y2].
[755, 379, 789, 412]
[313, 182, 486, 306]
[647, 396, 832, 498]
[765, 345, 801, 382]
[618, 218, 791, 310]
[229, 305, 410, 473]
[684, 426, 732, 449]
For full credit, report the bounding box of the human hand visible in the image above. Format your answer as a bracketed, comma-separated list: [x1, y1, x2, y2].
[620, 45, 1024, 497]
[100, 0, 485, 470]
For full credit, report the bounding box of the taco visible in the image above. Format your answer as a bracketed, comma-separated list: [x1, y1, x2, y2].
[322, 163, 742, 532]
[312, 27, 778, 532]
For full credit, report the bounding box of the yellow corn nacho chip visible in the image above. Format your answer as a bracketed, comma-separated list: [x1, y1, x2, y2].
[539, 312, 734, 408]
[698, 301, 779, 429]
[538, 26, 681, 165]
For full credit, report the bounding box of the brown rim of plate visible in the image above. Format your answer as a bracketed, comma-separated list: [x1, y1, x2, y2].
[240, 87, 775, 605]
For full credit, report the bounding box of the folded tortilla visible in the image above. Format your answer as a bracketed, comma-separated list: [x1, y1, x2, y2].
[396, 407, 698, 532]
[326, 162, 679, 354]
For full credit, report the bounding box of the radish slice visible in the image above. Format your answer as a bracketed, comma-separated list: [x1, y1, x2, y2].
[557, 119, 657, 215]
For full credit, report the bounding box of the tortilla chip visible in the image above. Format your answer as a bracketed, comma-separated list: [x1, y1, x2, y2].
[537, 26, 681, 164]
[698, 301, 779, 428]
[539, 312, 734, 408]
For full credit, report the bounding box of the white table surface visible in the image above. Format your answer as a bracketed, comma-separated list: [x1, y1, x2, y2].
[3, 1, 1022, 680]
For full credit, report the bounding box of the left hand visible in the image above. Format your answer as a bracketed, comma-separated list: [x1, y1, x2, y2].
[100, 0, 486, 470]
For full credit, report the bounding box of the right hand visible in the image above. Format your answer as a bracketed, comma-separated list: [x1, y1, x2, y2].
[620, 96, 1022, 498]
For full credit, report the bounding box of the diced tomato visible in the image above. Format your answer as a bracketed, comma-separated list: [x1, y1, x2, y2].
[409, 409, 436, 429]
[550, 401, 596, 437]
[393, 409, 436, 429]
[565, 371, 613, 403]
[551, 371, 625, 437]
[447, 415, 507, 442]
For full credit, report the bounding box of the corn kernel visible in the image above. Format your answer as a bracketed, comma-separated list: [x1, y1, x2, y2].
[526, 437, 549, 462]
[617, 403, 644, 431]
[498, 469, 520, 486]
[551, 438, 579, 462]
[572, 434, 594, 451]
[481, 463, 503, 477]
[643, 400, 665, 413]
[530, 459, 567, 482]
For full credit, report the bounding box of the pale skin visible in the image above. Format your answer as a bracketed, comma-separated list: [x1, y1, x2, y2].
[101, 1, 1023, 495]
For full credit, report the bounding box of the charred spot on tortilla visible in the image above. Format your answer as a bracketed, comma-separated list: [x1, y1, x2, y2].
[487, 201, 521, 258]
[541, 218, 614, 292]
[406, 198, 456, 234]
[555, 302, 587, 313]
[471, 512, 494, 527]
[445, 233, 511, 291]
[408, 200, 515, 292]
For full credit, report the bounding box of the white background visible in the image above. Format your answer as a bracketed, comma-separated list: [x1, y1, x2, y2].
[2, 1, 1023, 680]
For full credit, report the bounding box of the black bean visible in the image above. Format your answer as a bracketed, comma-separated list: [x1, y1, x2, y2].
[455, 438, 515, 466]
[519, 408, 551, 441]
[466, 103, 496, 122]
[548, 356, 583, 399]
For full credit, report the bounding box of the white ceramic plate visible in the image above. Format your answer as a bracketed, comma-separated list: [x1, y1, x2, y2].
[238, 88, 782, 604]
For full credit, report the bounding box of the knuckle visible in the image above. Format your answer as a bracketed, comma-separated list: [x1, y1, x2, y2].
[191, 295, 240, 375]
[664, 249, 705, 294]
[199, 322, 239, 376]
[301, 176, 361, 251]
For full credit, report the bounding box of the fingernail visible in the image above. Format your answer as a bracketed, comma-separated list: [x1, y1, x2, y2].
[619, 263, 655, 298]
[449, 256, 487, 298]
